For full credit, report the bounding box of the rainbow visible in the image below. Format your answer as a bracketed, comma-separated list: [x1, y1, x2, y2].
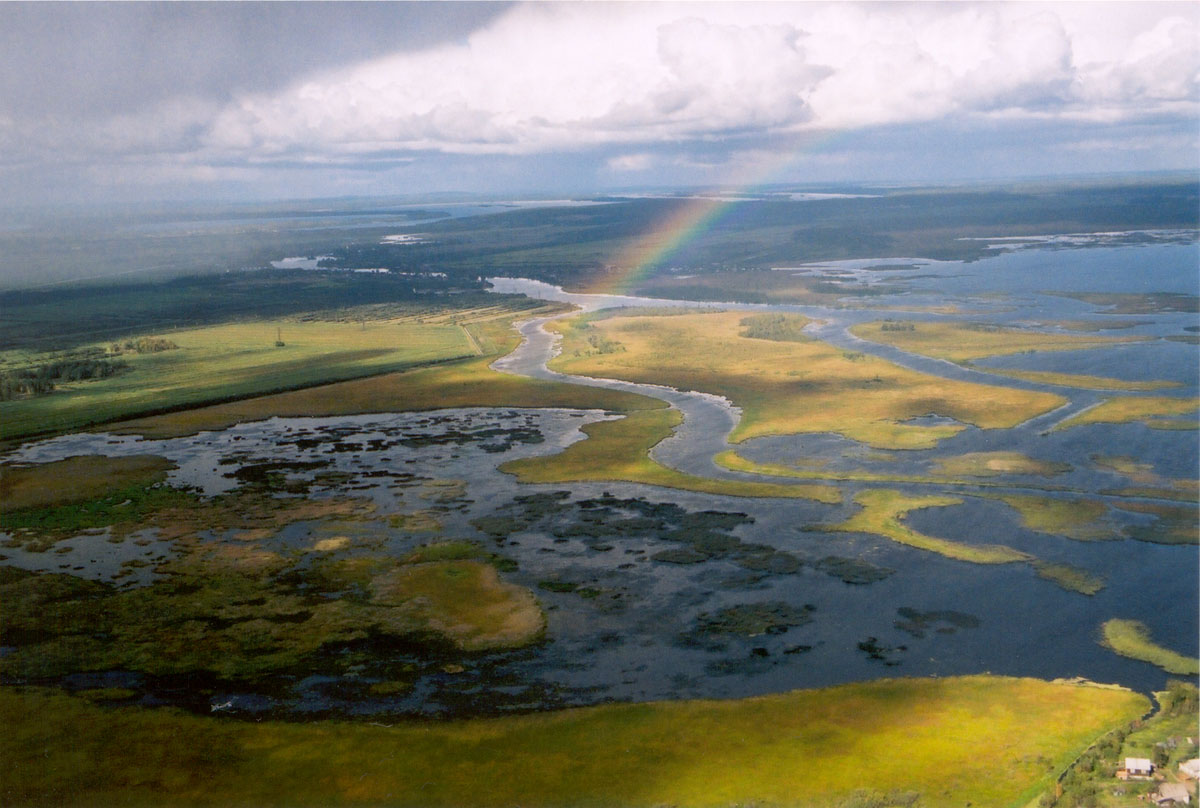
[585, 145, 819, 295]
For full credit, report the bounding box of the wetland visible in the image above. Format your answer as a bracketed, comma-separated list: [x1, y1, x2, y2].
[1, 191, 1196, 806]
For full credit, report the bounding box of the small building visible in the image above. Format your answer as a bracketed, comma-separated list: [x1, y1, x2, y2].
[1154, 783, 1192, 806]
[1182, 759, 1200, 780]
[1120, 757, 1155, 780]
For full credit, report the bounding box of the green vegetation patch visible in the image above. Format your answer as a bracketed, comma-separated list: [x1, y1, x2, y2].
[0, 676, 1149, 807]
[1100, 619, 1199, 675]
[1, 454, 176, 514]
[990, 495, 1115, 541]
[1112, 502, 1199, 545]
[894, 608, 980, 638]
[814, 555, 895, 585]
[690, 601, 815, 638]
[0, 548, 543, 681]
[737, 313, 813, 342]
[1031, 561, 1106, 596]
[0, 314, 487, 442]
[1052, 291, 1200, 314]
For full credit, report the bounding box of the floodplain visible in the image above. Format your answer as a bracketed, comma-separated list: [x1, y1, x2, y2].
[1, 184, 1197, 807]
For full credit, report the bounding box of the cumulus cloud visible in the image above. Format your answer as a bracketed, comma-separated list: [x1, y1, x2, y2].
[1, 1, 1196, 199]
[192, 2, 1197, 163]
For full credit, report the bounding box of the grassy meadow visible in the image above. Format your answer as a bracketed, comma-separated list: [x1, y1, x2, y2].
[547, 310, 1066, 449]
[0, 315, 481, 442]
[1, 677, 1149, 808]
[82, 310, 659, 439]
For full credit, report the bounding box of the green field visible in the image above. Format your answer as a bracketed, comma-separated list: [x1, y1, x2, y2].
[88, 311, 658, 439]
[1, 676, 1149, 808]
[547, 310, 1066, 449]
[0, 314, 481, 442]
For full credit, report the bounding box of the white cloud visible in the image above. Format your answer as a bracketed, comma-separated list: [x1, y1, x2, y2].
[606, 153, 656, 172]
[191, 2, 1196, 164]
[2, 1, 1196, 197]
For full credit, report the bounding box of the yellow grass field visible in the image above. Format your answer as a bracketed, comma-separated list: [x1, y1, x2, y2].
[850, 320, 1144, 364]
[1, 676, 1148, 808]
[984, 368, 1180, 392]
[1053, 395, 1200, 431]
[548, 311, 1066, 450]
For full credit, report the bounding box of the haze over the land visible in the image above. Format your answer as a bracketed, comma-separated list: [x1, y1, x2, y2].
[1, 1, 1197, 206]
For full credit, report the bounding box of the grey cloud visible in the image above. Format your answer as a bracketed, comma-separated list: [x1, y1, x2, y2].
[0, 2, 509, 119]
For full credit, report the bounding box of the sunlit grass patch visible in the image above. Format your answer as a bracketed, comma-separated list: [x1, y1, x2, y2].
[984, 367, 1180, 391]
[0, 676, 1149, 807]
[831, 489, 1030, 565]
[548, 310, 1065, 450]
[850, 320, 1145, 363]
[1053, 395, 1200, 431]
[932, 451, 1069, 478]
[371, 560, 544, 651]
[1100, 619, 1199, 675]
[717, 449, 1073, 490]
[501, 408, 840, 502]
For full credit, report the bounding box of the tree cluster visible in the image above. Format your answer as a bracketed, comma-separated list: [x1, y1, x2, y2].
[0, 359, 129, 401]
[109, 337, 178, 355]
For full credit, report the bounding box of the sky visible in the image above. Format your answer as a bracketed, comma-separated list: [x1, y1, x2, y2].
[1, 1, 1197, 207]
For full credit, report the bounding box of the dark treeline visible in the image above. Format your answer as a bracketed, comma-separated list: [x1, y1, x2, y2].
[0, 270, 490, 351]
[0, 358, 128, 400]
